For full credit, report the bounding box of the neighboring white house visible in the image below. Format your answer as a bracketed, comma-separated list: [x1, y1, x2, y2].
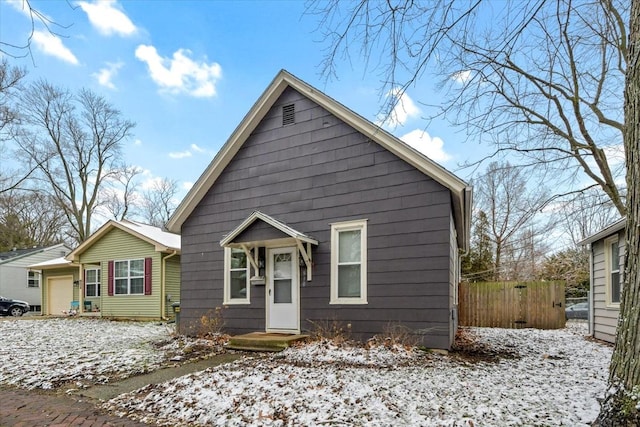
[580, 218, 625, 344]
[0, 244, 71, 311]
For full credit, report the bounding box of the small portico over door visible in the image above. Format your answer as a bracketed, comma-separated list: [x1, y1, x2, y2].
[220, 211, 318, 333]
[267, 246, 299, 332]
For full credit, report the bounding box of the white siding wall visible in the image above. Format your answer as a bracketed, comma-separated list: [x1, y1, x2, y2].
[0, 245, 70, 307]
[591, 231, 624, 344]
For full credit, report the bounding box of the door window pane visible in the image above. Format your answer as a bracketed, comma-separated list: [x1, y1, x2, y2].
[274, 253, 292, 279]
[274, 279, 292, 303]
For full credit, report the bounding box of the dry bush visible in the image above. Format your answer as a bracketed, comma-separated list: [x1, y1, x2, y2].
[307, 318, 352, 345]
[368, 323, 419, 349]
[196, 307, 226, 340]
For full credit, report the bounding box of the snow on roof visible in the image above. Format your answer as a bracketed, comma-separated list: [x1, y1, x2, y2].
[28, 257, 74, 269]
[118, 219, 181, 250]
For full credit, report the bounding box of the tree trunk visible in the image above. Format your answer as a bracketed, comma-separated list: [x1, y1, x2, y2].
[595, 0, 640, 424]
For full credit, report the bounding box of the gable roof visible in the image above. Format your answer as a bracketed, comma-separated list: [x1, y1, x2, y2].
[66, 219, 181, 262]
[579, 218, 626, 246]
[166, 70, 472, 251]
[0, 243, 69, 265]
[220, 211, 319, 247]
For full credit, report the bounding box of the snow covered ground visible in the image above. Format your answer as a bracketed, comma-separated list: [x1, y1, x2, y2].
[0, 317, 198, 389]
[0, 318, 611, 425]
[104, 321, 612, 427]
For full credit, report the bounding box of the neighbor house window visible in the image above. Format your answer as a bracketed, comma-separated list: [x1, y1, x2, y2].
[224, 247, 250, 304]
[85, 268, 101, 297]
[330, 219, 368, 304]
[606, 236, 621, 305]
[28, 271, 40, 288]
[114, 259, 144, 295]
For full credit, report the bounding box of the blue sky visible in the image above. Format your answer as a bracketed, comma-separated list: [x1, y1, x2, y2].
[1, 0, 484, 198]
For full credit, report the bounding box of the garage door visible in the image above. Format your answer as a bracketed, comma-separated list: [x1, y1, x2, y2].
[48, 277, 73, 315]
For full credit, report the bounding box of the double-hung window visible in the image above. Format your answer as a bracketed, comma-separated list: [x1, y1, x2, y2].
[114, 259, 144, 295]
[606, 236, 621, 305]
[224, 248, 250, 304]
[330, 219, 367, 304]
[28, 271, 40, 288]
[85, 268, 101, 297]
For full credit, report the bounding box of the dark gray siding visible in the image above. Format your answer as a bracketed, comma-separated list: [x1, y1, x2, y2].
[232, 219, 290, 243]
[180, 87, 455, 349]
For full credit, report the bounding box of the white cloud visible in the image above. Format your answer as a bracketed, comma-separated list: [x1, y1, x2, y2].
[77, 0, 136, 37]
[135, 45, 222, 98]
[6, 0, 29, 15]
[133, 139, 143, 146]
[378, 88, 421, 129]
[190, 143, 205, 153]
[451, 70, 472, 84]
[93, 62, 123, 89]
[400, 129, 452, 163]
[168, 150, 192, 159]
[32, 30, 79, 65]
[182, 182, 194, 191]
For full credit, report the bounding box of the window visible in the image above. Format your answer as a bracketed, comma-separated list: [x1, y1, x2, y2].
[330, 219, 367, 304]
[606, 236, 621, 305]
[114, 259, 144, 295]
[85, 268, 101, 297]
[28, 271, 40, 288]
[224, 248, 250, 304]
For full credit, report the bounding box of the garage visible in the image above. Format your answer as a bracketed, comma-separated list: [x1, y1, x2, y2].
[47, 276, 73, 315]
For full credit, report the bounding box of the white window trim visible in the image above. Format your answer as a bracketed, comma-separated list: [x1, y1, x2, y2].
[85, 267, 101, 298]
[223, 247, 251, 305]
[330, 219, 368, 305]
[604, 235, 621, 307]
[27, 271, 40, 288]
[114, 259, 144, 295]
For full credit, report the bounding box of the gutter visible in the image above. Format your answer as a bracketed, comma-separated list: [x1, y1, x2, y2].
[161, 250, 179, 320]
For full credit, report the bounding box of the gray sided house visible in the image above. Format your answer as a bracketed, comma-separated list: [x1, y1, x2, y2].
[167, 70, 472, 350]
[581, 218, 625, 344]
[0, 243, 70, 311]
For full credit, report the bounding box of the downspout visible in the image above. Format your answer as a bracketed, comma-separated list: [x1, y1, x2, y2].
[161, 250, 178, 320]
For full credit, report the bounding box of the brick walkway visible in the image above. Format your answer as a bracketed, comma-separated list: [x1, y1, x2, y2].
[0, 387, 149, 427]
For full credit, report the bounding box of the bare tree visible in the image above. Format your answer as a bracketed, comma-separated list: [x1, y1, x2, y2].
[474, 162, 552, 281]
[553, 187, 620, 246]
[0, 58, 39, 193]
[15, 80, 135, 243]
[0, 190, 66, 251]
[310, 0, 628, 215]
[101, 165, 143, 221]
[596, 0, 640, 423]
[0, 0, 72, 60]
[140, 178, 179, 228]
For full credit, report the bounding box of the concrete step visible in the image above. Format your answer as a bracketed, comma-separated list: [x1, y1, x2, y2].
[227, 332, 308, 352]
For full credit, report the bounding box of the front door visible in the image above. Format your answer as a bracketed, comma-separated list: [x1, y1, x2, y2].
[267, 247, 299, 332]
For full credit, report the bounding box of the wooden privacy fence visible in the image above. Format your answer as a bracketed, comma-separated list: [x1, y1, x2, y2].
[459, 281, 566, 329]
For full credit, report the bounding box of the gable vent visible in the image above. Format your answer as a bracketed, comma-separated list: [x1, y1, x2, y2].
[282, 104, 295, 126]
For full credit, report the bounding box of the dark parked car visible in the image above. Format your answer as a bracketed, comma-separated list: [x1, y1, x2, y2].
[0, 296, 30, 317]
[566, 302, 589, 320]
